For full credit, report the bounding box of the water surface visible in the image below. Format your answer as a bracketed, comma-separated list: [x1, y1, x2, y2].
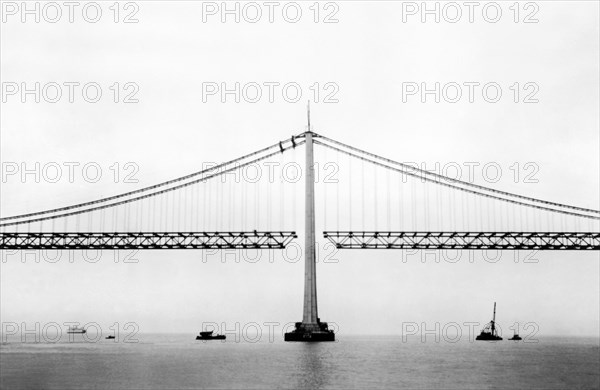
[1, 334, 598, 389]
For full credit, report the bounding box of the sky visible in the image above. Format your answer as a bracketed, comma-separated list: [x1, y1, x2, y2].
[0, 1, 599, 338]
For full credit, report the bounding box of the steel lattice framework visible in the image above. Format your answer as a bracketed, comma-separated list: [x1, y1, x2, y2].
[0, 232, 297, 250]
[323, 231, 600, 250]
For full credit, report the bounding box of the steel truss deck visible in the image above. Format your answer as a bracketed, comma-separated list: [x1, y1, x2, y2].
[323, 231, 600, 250]
[0, 232, 298, 250]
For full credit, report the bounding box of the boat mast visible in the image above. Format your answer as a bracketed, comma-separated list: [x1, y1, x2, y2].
[492, 302, 497, 335]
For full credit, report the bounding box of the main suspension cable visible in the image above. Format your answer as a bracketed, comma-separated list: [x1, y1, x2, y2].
[313, 140, 600, 221]
[1, 134, 304, 222]
[1, 141, 306, 227]
[316, 134, 600, 216]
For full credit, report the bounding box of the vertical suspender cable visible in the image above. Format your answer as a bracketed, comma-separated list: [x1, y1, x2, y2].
[229, 175, 234, 231]
[361, 159, 365, 229]
[292, 147, 296, 230]
[386, 168, 390, 230]
[424, 181, 429, 231]
[280, 153, 284, 231]
[323, 147, 327, 231]
[336, 149, 340, 231]
[182, 186, 187, 231]
[374, 164, 378, 230]
[398, 171, 403, 231]
[411, 176, 416, 230]
[348, 154, 352, 231]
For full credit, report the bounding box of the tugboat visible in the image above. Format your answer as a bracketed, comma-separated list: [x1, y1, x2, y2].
[196, 331, 225, 340]
[476, 302, 503, 341]
[66, 326, 86, 334]
[509, 330, 522, 341]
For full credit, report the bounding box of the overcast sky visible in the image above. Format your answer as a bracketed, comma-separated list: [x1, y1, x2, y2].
[1, 1, 599, 337]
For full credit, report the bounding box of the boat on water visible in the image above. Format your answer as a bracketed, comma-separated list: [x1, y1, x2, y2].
[106, 335, 116, 339]
[66, 326, 86, 334]
[196, 331, 225, 340]
[476, 302, 503, 341]
[509, 331, 522, 341]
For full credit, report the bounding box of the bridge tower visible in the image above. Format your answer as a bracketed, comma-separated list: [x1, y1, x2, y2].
[285, 103, 335, 342]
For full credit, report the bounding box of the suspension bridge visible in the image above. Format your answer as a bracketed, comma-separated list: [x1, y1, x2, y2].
[1, 109, 599, 341]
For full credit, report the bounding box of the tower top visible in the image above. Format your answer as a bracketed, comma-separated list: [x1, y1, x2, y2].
[307, 100, 311, 132]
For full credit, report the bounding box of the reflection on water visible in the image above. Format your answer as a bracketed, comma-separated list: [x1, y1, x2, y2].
[293, 343, 331, 389]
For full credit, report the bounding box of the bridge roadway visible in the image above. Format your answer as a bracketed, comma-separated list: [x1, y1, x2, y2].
[324, 231, 600, 250]
[0, 231, 298, 250]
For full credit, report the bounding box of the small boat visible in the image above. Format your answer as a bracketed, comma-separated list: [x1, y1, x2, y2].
[509, 331, 522, 341]
[66, 326, 86, 334]
[196, 331, 225, 340]
[476, 302, 503, 341]
[106, 335, 116, 340]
